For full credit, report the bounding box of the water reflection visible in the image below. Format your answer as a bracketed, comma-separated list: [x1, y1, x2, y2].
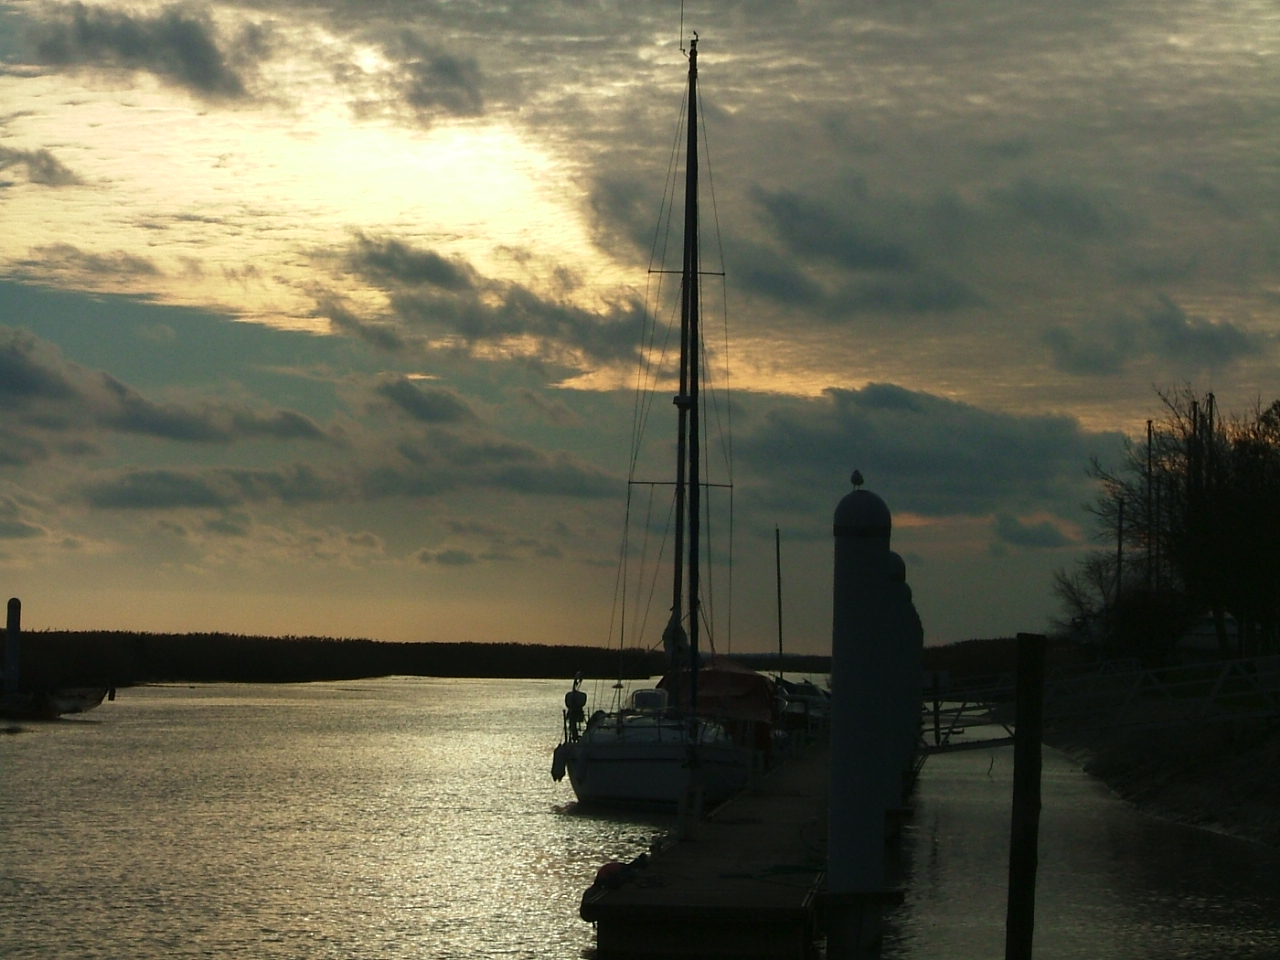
[885, 745, 1280, 959]
[3, 680, 1275, 960]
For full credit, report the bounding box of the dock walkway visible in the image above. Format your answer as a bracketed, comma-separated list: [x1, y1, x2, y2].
[580, 744, 828, 959]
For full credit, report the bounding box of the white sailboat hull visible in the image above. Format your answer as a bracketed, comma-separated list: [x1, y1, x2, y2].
[563, 718, 752, 807]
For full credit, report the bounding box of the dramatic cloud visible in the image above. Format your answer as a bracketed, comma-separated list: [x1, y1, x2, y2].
[4, 0, 1280, 643]
[736, 383, 1120, 519]
[343, 235, 644, 365]
[31, 2, 264, 99]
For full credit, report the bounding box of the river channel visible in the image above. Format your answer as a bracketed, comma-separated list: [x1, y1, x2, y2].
[1, 678, 1276, 958]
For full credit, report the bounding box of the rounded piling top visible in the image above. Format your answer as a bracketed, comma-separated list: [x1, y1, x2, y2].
[833, 472, 891, 539]
[887, 551, 907, 582]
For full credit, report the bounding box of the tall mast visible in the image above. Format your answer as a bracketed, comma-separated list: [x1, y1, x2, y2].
[683, 36, 701, 711]
[668, 36, 701, 711]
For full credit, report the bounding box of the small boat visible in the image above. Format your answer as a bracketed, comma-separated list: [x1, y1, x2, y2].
[552, 36, 773, 809]
[0, 687, 111, 720]
[2, 600, 112, 720]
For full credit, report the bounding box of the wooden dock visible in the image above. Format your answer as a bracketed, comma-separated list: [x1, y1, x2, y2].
[579, 744, 828, 959]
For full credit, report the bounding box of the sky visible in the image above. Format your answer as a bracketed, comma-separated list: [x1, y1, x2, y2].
[0, 0, 1278, 654]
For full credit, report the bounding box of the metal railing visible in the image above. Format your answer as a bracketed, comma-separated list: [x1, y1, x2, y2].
[920, 654, 1280, 753]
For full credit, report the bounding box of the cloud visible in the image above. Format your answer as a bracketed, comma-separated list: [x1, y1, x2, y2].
[392, 32, 484, 118]
[1144, 295, 1255, 367]
[82, 468, 238, 509]
[203, 512, 251, 537]
[730, 239, 825, 306]
[421, 547, 478, 566]
[742, 186, 980, 317]
[736, 383, 1120, 519]
[989, 178, 1120, 238]
[831, 271, 981, 315]
[993, 513, 1072, 549]
[98, 374, 331, 443]
[0, 328, 78, 405]
[1043, 296, 1260, 376]
[754, 187, 917, 273]
[73, 415, 615, 514]
[587, 174, 664, 259]
[24, 243, 159, 277]
[366, 427, 617, 500]
[0, 326, 335, 466]
[31, 2, 264, 99]
[343, 235, 645, 365]
[0, 147, 79, 186]
[0, 496, 44, 539]
[374, 377, 473, 424]
[350, 234, 476, 292]
[1042, 321, 1139, 376]
[80, 463, 346, 510]
[319, 297, 407, 352]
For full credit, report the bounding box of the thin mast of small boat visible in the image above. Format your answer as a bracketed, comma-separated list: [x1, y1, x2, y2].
[672, 35, 701, 717]
[776, 525, 784, 680]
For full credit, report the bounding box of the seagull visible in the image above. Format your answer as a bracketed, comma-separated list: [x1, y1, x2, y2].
[851, 470, 864, 488]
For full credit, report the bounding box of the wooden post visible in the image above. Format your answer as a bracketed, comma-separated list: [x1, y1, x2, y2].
[932, 672, 941, 747]
[3, 597, 19, 696]
[1005, 632, 1045, 960]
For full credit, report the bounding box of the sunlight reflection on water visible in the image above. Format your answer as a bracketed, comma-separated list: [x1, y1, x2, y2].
[3, 679, 1277, 959]
[0, 679, 668, 959]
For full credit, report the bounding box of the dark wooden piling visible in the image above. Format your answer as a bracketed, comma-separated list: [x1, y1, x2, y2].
[3, 597, 19, 696]
[1005, 631, 1045, 960]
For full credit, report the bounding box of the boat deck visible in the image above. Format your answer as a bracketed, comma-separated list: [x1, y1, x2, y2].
[580, 742, 828, 959]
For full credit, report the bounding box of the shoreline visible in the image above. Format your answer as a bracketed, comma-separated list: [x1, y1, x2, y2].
[1048, 718, 1280, 849]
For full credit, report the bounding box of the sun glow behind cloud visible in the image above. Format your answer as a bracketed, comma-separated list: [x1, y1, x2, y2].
[0, 55, 618, 329]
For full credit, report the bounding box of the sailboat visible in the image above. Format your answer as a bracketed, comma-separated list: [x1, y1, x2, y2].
[551, 36, 775, 808]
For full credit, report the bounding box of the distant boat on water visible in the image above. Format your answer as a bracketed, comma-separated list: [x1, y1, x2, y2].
[2, 597, 112, 720]
[0, 687, 111, 721]
[551, 36, 777, 809]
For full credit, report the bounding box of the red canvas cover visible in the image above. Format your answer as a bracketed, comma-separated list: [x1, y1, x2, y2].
[657, 657, 776, 724]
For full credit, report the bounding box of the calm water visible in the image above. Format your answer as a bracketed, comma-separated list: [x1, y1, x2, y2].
[1, 678, 1277, 959]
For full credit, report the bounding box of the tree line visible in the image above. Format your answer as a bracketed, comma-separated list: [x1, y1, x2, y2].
[7, 630, 832, 688]
[1055, 388, 1280, 662]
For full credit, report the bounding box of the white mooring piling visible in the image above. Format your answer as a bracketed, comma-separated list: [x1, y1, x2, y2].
[828, 474, 902, 958]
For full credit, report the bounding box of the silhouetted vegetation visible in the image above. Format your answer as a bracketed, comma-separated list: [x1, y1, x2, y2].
[7, 631, 669, 688]
[5, 630, 834, 688]
[1055, 388, 1280, 662]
